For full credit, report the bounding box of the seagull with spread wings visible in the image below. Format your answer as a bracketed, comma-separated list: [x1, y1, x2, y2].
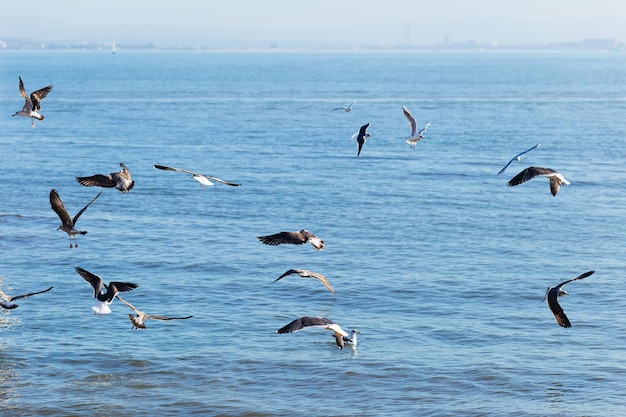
[544, 270, 594, 328]
[74, 266, 138, 315]
[507, 166, 570, 196]
[153, 164, 240, 188]
[115, 295, 193, 329]
[402, 105, 430, 149]
[257, 230, 324, 251]
[50, 189, 102, 248]
[12, 76, 53, 128]
[332, 100, 357, 112]
[0, 286, 53, 310]
[351, 122, 371, 157]
[276, 316, 359, 349]
[273, 269, 335, 295]
[497, 144, 540, 175]
[76, 163, 135, 194]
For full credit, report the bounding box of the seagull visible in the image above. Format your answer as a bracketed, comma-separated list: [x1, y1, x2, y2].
[497, 144, 541, 175]
[273, 269, 335, 295]
[74, 266, 138, 315]
[0, 286, 53, 310]
[276, 316, 359, 349]
[257, 230, 324, 251]
[50, 189, 102, 248]
[402, 105, 430, 149]
[507, 166, 570, 196]
[12, 76, 53, 128]
[76, 163, 135, 194]
[351, 122, 371, 157]
[115, 295, 193, 329]
[332, 100, 357, 112]
[544, 270, 594, 328]
[153, 164, 240, 188]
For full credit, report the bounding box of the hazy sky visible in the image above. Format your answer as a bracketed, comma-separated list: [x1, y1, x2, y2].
[3, 0, 626, 47]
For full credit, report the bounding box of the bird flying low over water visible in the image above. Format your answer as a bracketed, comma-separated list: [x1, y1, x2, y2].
[76, 163, 135, 194]
[402, 105, 430, 149]
[507, 166, 570, 196]
[351, 122, 371, 157]
[12, 76, 53, 128]
[74, 266, 138, 315]
[497, 144, 540, 175]
[332, 100, 357, 112]
[544, 270, 594, 328]
[257, 230, 324, 251]
[0, 286, 53, 310]
[50, 189, 102, 248]
[153, 164, 240, 187]
[276, 316, 359, 349]
[115, 295, 193, 329]
[273, 269, 335, 295]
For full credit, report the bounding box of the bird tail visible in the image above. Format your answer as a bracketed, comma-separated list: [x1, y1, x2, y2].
[92, 301, 112, 315]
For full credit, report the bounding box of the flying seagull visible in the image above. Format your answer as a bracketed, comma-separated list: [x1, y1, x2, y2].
[351, 122, 371, 157]
[544, 270, 594, 328]
[0, 286, 53, 310]
[74, 266, 138, 315]
[50, 189, 102, 248]
[153, 164, 240, 187]
[332, 100, 357, 112]
[76, 163, 135, 194]
[402, 105, 430, 149]
[276, 316, 359, 349]
[497, 144, 541, 175]
[12, 76, 53, 128]
[507, 166, 570, 196]
[257, 230, 324, 251]
[115, 295, 193, 329]
[273, 269, 335, 295]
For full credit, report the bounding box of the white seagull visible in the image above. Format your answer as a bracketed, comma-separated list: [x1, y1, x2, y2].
[351, 122, 371, 157]
[544, 270, 594, 328]
[257, 229, 324, 251]
[75, 266, 139, 315]
[507, 166, 570, 196]
[0, 286, 53, 310]
[76, 163, 135, 194]
[12, 76, 53, 128]
[332, 100, 357, 112]
[276, 316, 359, 349]
[50, 189, 102, 248]
[153, 164, 240, 188]
[115, 295, 193, 329]
[497, 144, 540, 175]
[402, 105, 430, 149]
[273, 269, 335, 295]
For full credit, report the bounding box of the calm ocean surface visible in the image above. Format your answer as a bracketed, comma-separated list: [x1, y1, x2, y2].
[1, 50, 626, 416]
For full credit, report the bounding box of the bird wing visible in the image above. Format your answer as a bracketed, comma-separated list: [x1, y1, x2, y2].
[276, 316, 336, 333]
[554, 270, 595, 290]
[497, 144, 540, 175]
[507, 167, 556, 187]
[115, 294, 141, 314]
[258, 231, 306, 246]
[402, 106, 417, 136]
[18, 76, 27, 98]
[146, 314, 194, 321]
[358, 123, 371, 139]
[418, 122, 431, 136]
[0, 288, 11, 302]
[76, 174, 116, 188]
[9, 286, 53, 301]
[273, 269, 298, 282]
[49, 189, 73, 226]
[30, 85, 53, 110]
[72, 191, 102, 225]
[153, 164, 198, 176]
[307, 271, 335, 294]
[547, 289, 571, 328]
[74, 266, 103, 298]
[204, 175, 241, 186]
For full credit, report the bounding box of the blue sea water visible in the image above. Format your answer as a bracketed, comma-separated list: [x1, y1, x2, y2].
[0, 49, 626, 416]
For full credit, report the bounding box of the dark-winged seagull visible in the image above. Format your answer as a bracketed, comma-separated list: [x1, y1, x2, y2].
[276, 316, 359, 349]
[352, 122, 371, 157]
[115, 294, 193, 329]
[332, 100, 357, 112]
[273, 269, 335, 295]
[153, 164, 240, 188]
[497, 144, 540, 175]
[0, 286, 53, 310]
[50, 189, 102, 248]
[12, 76, 53, 128]
[507, 166, 570, 196]
[544, 270, 594, 328]
[402, 105, 430, 149]
[76, 163, 135, 194]
[257, 230, 324, 251]
[75, 266, 138, 315]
